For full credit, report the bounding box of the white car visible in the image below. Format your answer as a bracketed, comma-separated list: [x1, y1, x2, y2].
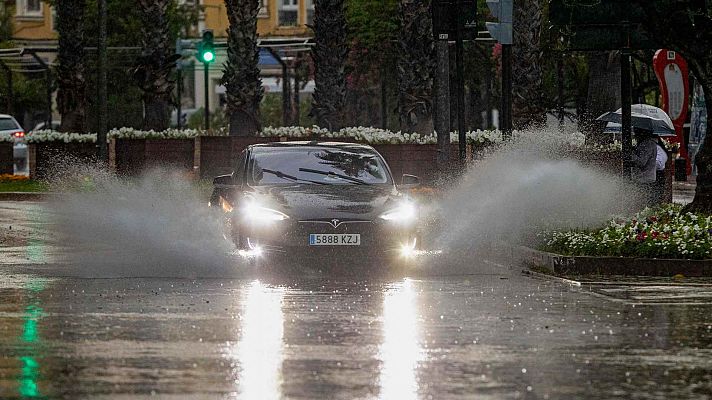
[0, 114, 27, 173]
[31, 120, 61, 132]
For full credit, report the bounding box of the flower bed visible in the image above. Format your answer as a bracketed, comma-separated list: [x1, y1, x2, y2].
[0, 174, 29, 181]
[26, 130, 96, 143]
[108, 127, 201, 140]
[34, 127, 512, 147]
[24, 127, 623, 181]
[541, 205, 712, 260]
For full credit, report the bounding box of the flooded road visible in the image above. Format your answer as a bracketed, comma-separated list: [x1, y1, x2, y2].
[2, 270, 712, 399]
[1, 203, 712, 399]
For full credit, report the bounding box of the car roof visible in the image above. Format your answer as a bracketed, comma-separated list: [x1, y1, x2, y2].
[0, 114, 15, 119]
[250, 141, 376, 151]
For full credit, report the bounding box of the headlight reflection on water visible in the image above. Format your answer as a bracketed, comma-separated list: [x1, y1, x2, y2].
[226, 279, 423, 400]
[379, 279, 423, 400]
[231, 280, 285, 400]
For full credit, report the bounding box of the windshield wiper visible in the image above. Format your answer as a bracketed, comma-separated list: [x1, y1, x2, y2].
[261, 168, 326, 185]
[298, 168, 367, 185]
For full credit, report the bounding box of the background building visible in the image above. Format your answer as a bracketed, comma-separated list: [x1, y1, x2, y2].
[192, 0, 315, 123]
[7, 0, 57, 45]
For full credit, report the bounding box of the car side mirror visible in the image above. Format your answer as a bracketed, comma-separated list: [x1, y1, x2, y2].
[400, 174, 420, 189]
[213, 174, 237, 187]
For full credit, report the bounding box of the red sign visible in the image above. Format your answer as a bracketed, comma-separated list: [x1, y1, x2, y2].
[653, 49, 690, 173]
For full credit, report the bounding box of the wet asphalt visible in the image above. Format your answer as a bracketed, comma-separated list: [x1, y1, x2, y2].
[1, 203, 712, 399]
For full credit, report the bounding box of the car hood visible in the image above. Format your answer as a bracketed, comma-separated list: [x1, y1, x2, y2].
[248, 184, 400, 221]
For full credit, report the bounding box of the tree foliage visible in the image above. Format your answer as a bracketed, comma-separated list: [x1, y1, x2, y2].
[396, 0, 434, 134]
[0, 2, 13, 43]
[346, 0, 398, 83]
[55, 0, 88, 133]
[133, 0, 180, 131]
[47, 0, 199, 131]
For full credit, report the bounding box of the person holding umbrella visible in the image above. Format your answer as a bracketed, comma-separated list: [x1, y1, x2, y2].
[630, 127, 658, 204]
[597, 104, 678, 205]
[655, 138, 670, 203]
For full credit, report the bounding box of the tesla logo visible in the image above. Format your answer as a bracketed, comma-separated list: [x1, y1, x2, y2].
[330, 219, 341, 228]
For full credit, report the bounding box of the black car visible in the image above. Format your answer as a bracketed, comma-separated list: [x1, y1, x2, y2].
[210, 141, 421, 266]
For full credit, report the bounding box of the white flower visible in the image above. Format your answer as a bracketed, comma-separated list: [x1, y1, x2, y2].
[25, 130, 97, 143]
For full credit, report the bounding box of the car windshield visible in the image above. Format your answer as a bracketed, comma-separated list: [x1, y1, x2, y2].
[250, 146, 390, 185]
[0, 118, 20, 131]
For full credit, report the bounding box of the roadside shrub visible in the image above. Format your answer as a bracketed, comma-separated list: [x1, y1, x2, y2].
[541, 204, 712, 260]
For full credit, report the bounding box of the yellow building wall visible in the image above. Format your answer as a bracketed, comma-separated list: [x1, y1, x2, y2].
[12, 2, 56, 41]
[203, 0, 310, 38]
[11, 1, 310, 41]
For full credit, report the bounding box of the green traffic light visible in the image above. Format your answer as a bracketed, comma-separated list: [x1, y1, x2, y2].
[202, 51, 215, 63]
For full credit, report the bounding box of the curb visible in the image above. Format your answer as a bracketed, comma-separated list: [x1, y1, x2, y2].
[0, 192, 57, 202]
[513, 245, 712, 277]
[520, 268, 582, 286]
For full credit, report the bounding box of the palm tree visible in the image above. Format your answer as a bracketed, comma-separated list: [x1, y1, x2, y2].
[512, 0, 546, 129]
[397, 0, 434, 134]
[582, 51, 621, 133]
[310, 0, 348, 131]
[223, 0, 263, 136]
[134, 0, 178, 131]
[56, 0, 87, 133]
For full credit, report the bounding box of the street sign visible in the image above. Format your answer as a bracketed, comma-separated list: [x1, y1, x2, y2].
[654, 49, 691, 173]
[175, 39, 194, 70]
[549, 0, 646, 26]
[558, 24, 657, 51]
[549, 0, 657, 50]
[485, 0, 512, 44]
[432, 0, 478, 41]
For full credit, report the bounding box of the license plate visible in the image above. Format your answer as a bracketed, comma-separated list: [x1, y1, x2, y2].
[309, 234, 361, 246]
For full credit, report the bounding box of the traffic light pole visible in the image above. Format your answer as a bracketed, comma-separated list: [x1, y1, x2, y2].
[176, 68, 182, 129]
[621, 50, 632, 179]
[435, 39, 451, 166]
[97, 0, 108, 161]
[456, 0, 466, 162]
[501, 43, 513, 136]
[204, 62, 210, 131]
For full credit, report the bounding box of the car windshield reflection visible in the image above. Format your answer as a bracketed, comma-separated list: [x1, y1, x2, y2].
[250, 147, 390, 185]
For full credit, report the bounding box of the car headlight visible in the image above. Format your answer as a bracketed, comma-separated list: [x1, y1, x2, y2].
[243, 200, 289, 224]
[379, 201, 416, 223]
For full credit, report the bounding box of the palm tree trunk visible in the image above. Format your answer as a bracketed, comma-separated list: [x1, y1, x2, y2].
[135, 0, 175, 131]
[581, 51, 621, 134]
[512, 0, 545, 129]
[223, 0, 263, 136]
[397, 0, 434, 134]
[56, 0, 87, 133]
[310, 0, 348, 131]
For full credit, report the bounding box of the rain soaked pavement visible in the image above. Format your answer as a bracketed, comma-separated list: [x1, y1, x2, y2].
[2, 203, 712, 399]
